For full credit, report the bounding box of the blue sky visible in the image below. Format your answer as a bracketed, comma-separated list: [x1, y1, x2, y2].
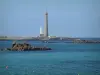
[0, 0, 100, 37]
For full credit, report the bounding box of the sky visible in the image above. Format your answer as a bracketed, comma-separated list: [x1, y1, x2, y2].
[0, 0, 100, 37]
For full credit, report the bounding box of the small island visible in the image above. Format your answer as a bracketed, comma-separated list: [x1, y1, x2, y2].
[1, 42, 52, 51]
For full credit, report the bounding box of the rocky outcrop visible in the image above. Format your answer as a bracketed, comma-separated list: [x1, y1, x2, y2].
[2, 42, 52, 51]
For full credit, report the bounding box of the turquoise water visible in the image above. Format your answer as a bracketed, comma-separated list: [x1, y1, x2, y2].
[0, 41, 100, 75]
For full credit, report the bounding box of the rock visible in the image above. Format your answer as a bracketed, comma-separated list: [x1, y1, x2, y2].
[3, 42, 52, 51]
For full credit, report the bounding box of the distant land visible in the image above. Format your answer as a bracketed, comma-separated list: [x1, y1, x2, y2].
[0, 36, 100, 43]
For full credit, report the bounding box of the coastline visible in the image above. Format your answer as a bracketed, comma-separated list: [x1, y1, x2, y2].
[0, 37, 100, 43]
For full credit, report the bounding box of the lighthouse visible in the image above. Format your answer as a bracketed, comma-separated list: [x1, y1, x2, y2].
[44, 12, 48, 37]
[40, 26, 44, 37]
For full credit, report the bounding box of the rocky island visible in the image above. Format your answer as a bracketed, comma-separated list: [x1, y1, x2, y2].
[1, 42, 52, 51]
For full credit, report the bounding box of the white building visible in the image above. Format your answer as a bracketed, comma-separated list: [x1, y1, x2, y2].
[40, 26, 44, 37]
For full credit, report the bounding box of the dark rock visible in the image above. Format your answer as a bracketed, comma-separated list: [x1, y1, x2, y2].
[3, 42, 52, 51]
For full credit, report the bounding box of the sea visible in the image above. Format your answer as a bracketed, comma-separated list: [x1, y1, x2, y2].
[0, 39, 100, 75]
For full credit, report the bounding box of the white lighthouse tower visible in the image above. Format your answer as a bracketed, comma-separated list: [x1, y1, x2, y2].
[40, 26, 44, 37]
